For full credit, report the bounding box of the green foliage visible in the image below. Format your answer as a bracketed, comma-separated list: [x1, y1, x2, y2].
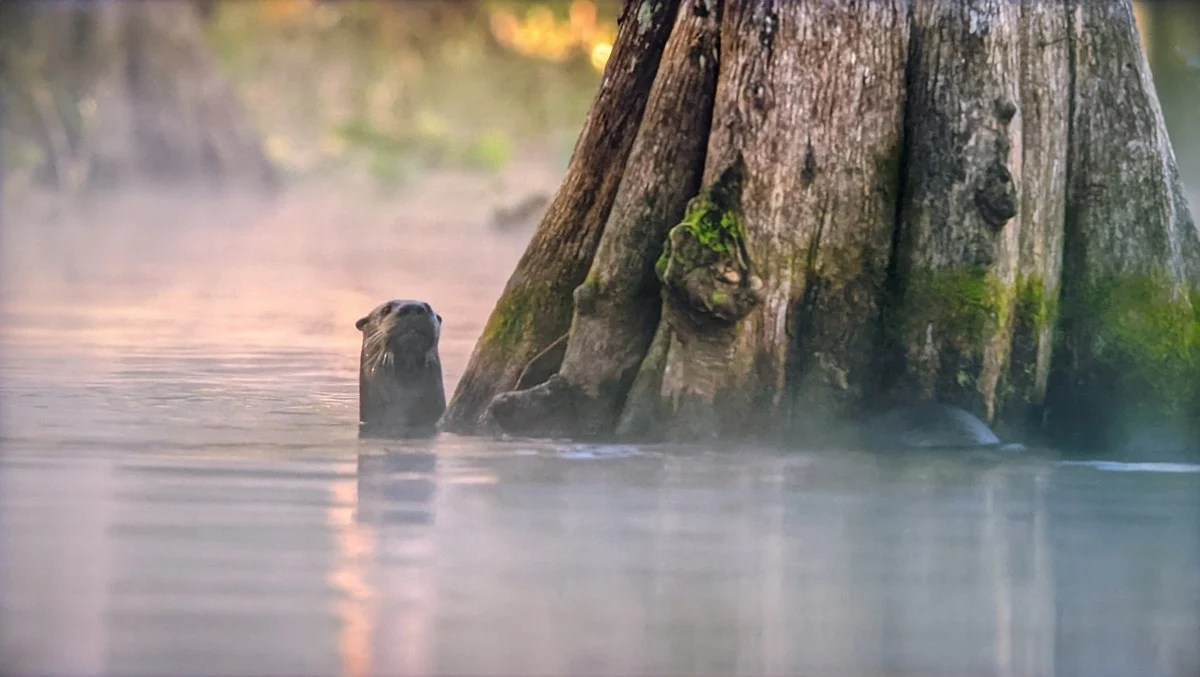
[205, 1, 605, 184]
[461, 132, 514, 173]
[334, 117, 514, 186]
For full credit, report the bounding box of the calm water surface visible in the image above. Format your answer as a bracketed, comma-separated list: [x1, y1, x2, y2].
[2, 187, 1199, 677]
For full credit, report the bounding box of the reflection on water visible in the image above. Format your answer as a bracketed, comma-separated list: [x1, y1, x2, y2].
[2, 185, 1199, 676]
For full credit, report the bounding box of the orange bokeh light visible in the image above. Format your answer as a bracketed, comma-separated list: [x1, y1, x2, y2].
[489, 1, 615, 71]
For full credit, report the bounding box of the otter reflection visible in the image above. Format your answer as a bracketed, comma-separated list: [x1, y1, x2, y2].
[356, 451, 437, 527]
[355, 450, 438, 676]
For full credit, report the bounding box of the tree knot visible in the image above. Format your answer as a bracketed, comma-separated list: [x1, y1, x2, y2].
[656, 178, 763, 326]
[975, 159, 1017, 230]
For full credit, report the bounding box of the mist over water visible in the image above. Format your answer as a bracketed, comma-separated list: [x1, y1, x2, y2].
[3, 2, 1200, 676]
[3, 174, 1199, 676]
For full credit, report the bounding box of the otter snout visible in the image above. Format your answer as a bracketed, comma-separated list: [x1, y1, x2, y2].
[356, 299, 442, 337]
[391, 301, 435, 318]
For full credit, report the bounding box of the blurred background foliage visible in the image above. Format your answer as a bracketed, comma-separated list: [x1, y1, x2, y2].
[204, 0, 618, 187]
[0, 0, 1196, 198]
[0, 0, 619, 195]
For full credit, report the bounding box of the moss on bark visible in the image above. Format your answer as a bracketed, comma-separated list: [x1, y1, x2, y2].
[479, 288, 535, 354]
[901, 267, 1012, 342]
[1005, 274, 1057, 386]
[653, 166, 761, 326]
[1013, 274, 1057, 333]
[1070, 273, 1200, 417]
[654, 175, 747, 284]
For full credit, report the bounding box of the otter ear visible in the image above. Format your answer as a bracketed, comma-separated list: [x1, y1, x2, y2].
[436, 314, 443, 324]
[355, 316, 370, 331]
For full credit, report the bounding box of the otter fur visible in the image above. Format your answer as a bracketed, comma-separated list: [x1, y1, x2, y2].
[356, 299, 445, 438]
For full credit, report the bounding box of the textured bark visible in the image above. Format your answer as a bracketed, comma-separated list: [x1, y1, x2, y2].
[891, 0, 1023, 421]
[1045, 0, 1200, 451]
[442, 0, 680, 433]
[451, 0, 1197, 453]
[0, 0, 276, 191]
[623, 1, 909, 440]
[487, 0, 721, 438]
[999, 0, 1070, 434]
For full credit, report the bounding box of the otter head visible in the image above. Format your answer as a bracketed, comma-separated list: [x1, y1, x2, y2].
[356, 299, 443, 372]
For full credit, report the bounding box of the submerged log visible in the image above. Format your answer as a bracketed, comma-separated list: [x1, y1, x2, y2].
[447, 0, 1200, 455]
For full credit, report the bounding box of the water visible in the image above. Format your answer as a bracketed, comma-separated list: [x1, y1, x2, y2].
[3, 185, 1200, 677]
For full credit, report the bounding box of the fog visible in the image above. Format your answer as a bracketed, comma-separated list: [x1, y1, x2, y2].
[0, 162, 566, 393]
[2, 3, 1199, 676]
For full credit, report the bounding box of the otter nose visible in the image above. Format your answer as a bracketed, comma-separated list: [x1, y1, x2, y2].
[394, 301, 433, 316]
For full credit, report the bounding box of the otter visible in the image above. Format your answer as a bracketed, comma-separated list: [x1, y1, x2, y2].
[355, 299, 445, 438]
[861, 402, 1014, 450]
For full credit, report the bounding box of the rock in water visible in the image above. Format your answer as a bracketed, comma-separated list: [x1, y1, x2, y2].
[862, 403, 1002, 450]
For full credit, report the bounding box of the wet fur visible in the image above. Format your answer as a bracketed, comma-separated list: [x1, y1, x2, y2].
[356, 300, 446, 438]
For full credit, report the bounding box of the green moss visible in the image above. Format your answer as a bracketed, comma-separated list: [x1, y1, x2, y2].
[1002, 274, 1060, 404]
[711, 290, 730, 306]
[1014, 275, 1047, 328]
[903, 267, 1010, 340]
[1075, 274, 1200, 416]
[1011, 274, 1059, 340]
[655, 175, 746, 283]
[480, 289, 534, 352]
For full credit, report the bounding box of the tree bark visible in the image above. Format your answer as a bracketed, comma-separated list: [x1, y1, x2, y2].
[1045, 0, 1200, 452]
[0, 0, 276, 192]
[452, 0, 1199, 454]
[488, 0, 721, 438]
[621, 0, 910, 440]
[998, 0, 1070, 437]
[890, 0, 1023, 422]
[442, 0, 681, 433]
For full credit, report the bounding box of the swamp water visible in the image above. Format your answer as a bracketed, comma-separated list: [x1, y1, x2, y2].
[1, 183, 1198, 677]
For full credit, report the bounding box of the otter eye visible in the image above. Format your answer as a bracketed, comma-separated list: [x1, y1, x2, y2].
[423, 303, 433, 314]
[380, 304, 393, 316]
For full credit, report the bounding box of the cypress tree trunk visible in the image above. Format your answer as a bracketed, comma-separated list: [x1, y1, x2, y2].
[889, 0, 1023, 422]
[998, 0, 1070, 437]
[623, 0, 910, 440]
[445, 0, 1200, 454]
[442, 0, 681, 432]
[1045, 0, 1200, 453]
[0, 0, 276, 191]
[488, 0, 721, 437]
